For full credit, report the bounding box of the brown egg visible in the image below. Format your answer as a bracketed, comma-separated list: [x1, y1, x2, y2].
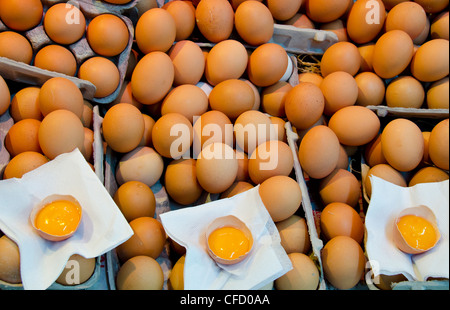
[0, 31, 33, 64]
[131, 51, 174, 105]
[244, 79, 261, 111]
[355, 72, 385, 107]
[373, 30, 414, 79]
[9, 87, 41, 121]
[284, 82, 325, 131]
[319, 169, 361, 208]
[410, 39, 449, 82]
[43, 3, 86, 45]
[414, 16, 431, 45]
[34, 45, 77, 76]
[5, 119, 42, 157]
[383, 0, 409, 10]
[428, 119, 449, 171]
[220, 181, 253, 199]
[247, 43, 289, 87]
[298, 72, 323, 87]
[321, 235, 365, 290]
[320, 41, 361, 77]
[385, 2, 427, 40]
[261, 81, 292, 118]
[409, 166, 449, 187]
[321, 71, 359, 116]
[365, 164, 407, 198]
[276, 215, 311, 254]
[56, 254, 96, 286]
[195, 0, 234, 43]
[163, 0, 196, 41]
[196, 142, 238, 194]
[116, 217, 166, 263]
[270, 116, 287, 143]
[0, 235, 21, 284]
[235, 0, 274, 46]
[168, 40, 205, 86]
[113, 181, 156, 222]
[284, 13, 315, 29]
[358, 44, 376, 73]
[234, 110, 274, 155]
[115, 146, 164, 187]
[306, 0, 351, 23]
[431, 11, 449, 40]
[39, 77, 84, 119]
[205, 40, 248, 86]
[386, 76, 425, 108]
[0, 0, 43, 31]
[427, 77, 449, 109]
[414, 0, 449, 13]
[381, 118, 424, 172]
[320, 202, 364, 243]
[274, 253, 319, 290]
[328, 106, 381, 147]
[161, 85, 208, 123]
[336, 144, 350, 170]
[3, 151, 49, 179]
[320, 19, 348, 42]
[365, 134, 387, 167]
[38, 110, 85, 160]
[209, 79, 255, 120]
[139, 114, 156, 147]
[298, 125, 341, 179]
[78, 57, 120, 99]
[136, 8, 176, 53]
[116, 82, 143, 110]
[102, 103, 145, 154]
[346, 0, 386, 44]
[165, 158, 203, 205]
[422, 131, 431, 164]
[0, 75, 10, 116]
[266, 0, 303, 21]
[87, 14, 129, 57]
[116, 255, 164, 290]
[248, 140, 294, 184]
[259, 175, 302, 222]
[81, 127, 94, 163]
[235, 149, 250, 181]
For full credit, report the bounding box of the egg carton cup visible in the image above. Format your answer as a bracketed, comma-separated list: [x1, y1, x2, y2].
[0, 0, 136, 105]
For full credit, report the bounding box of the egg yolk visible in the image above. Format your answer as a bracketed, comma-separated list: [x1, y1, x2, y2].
[397, 215, 438, 251]
[208, 227, 250, 260]
[35, 200, 81, 236]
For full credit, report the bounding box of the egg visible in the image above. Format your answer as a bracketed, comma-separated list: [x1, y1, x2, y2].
[165, 158, 204, 205]
[113, 181, 156, 222]
[431, 11, 449, 40]
[43, 3, 86, 45]
[346, 0, 386, 44]
[328, 106, 381, 147]
[306, 0, 351, 23]
[427, 77, 449, 109]
[0, 75, 11, 116]
[163, 0, 196, 41]
[87, 14, 129, 57]
[373, 30, 414, 79]
[34, 45, 77, 76]
[38, 110, 85, 160]
[195, 0, 234, 43]
[284, 82, 325, 131]
[274, 253, 319, 290]
[5, 119, 42, 157]
[247, 43, 289, 87]
[320, 202, 365, 243]
[422, 131, 432, 164]
[270, 116, 287, 143]
[39, 77, 84, 119]
[56, 254, 96, 286]
[298, 72, 323, 87]
[319, 169, 361, 208]
[414, 16, 431, 45]
[116, 255, 164, 290]
[298, 125, 341, 179]
[321, 235, 365, 290]
[381, 118, 424, 172]
[261, 81, 292, 118]
[139, 114, 156, 147]
[320, 19, 348, 42]
[382, 0, 409, 10]
[364, 134, 387, 167]
[135, 8, 176, 53]
[102, 103, 145, 153]
[355, 72, 386, 107]
[9, 87, 41, 121]
[78, 57, 120, 99]
[358, 44, 376, 73]
[131, 51, 175, 105]
[320, 42, 361, 77]
[0, 31, 33, 64]
[3, 151, 49, 179]
[116, 217, 166, 263]
[275, 215, 311, 254]
[248, 140, 294, 184]
[336, 144, 350, 170]
[364, 164, 407, 198]
[168, 255, 185, 290]
[409, 166, 449, 187]
[209, 79, 255, 120]
[244, 79, 261, 111]
[320, 71, 359, 116]
[284, 13, 315, 29]
[234, 110, 274, 155]
[414, 0, 449, 13]
[235, 149, 250, 181]
[196, 142, 238, 194]
[0, 0, 43, 31]
[0, 235, 21, 284]
[410, 39, 449, 82]
[220, 181, 254, 199]
[168, 40, 205, 86]
[161, 85, 209, 123]
[386, 76, 425, 108]
[266, 0, 303, 21]
[234, 0, 274, 46]
[385, 2, 427, 40]
[115, 146, 164, 187]
[428, 119, 449, 171]
[81, 127, 94, 163]
[205, 40, 249, 86]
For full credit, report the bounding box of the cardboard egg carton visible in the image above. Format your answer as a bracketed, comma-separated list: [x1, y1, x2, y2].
[0, 0, 137, 105]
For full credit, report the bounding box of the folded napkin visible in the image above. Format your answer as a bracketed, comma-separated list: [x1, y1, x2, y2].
[0, 149, 133, 290]
[160, 186, 292, 290]
[365, 176, 449, 282]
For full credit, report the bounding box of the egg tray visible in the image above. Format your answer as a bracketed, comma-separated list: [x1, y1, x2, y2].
[0, 0, 137, 105]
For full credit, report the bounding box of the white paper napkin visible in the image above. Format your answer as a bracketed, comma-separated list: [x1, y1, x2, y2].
[160, 185, 292, 290]
[0, 149, 134, 290]
[365, 176, 449, 282]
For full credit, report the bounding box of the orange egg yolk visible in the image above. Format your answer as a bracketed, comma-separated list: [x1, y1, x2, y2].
[208, 227, 250, 260]
[35, 200, 81, 236]
[397, 215, 438, 251]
